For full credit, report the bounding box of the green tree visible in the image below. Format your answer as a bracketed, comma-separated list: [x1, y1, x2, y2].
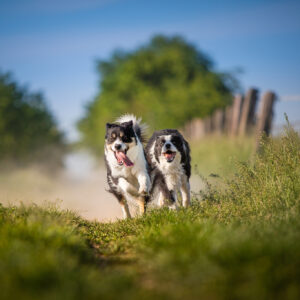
[0, 71, 65, 166]
[78, 35, 238, 154]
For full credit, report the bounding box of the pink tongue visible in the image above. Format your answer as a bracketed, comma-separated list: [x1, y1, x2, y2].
[165, 153, 174, 159]
[116, 151, 134, 167]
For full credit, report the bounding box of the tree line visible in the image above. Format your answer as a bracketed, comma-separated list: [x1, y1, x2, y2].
[0, 35, 239, 162]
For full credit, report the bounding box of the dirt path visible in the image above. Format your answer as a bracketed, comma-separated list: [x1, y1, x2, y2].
[0, 152, 203, 222]
[0, 168, 122, 222]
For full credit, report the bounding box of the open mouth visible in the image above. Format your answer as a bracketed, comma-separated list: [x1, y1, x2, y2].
[163, 150, 176, 163]
[114, 150, 134, 167]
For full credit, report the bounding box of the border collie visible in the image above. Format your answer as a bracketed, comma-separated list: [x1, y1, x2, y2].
[104, 115, 150, 218]
[146, 129, 191, 209]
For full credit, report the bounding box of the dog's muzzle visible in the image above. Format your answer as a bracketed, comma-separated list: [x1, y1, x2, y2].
[163, 150, 176, 163]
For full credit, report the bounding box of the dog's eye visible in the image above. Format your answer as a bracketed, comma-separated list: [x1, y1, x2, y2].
[172, 137, 181, 147]
[122, 136, 132, 143]
[160, 139, 165, 145]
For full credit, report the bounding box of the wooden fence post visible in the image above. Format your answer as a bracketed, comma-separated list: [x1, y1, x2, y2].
[192, 118, 206, 140]
[239, 88, 258, 136]
[255, 91, 276, 150]
[212, 109, 225, 135]
[224, 105, 233, 135]
[184, 122, 191, 140]
[204, 117, 213, 134]
[230, 94, 243, 136]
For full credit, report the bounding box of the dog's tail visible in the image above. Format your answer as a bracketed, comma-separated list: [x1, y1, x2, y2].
[116, 114, 148, 143]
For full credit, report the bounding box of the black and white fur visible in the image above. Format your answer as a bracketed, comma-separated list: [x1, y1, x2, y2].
[146, 129, 191, 209]
[104, 114, 150, 219]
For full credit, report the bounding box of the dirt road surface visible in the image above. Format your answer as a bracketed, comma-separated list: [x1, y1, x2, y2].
[0, 152, 203, 222]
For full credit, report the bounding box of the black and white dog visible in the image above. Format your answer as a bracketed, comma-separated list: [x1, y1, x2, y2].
[104, 115, 150, 219]
[146, 129, 191, 209]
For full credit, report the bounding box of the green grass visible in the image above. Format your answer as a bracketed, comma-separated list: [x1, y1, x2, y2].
[0, 125, 299, 300]
[190, 135, 255, 177]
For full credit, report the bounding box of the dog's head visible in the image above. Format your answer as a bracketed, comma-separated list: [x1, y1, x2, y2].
[105, 121, 136, 167]
[154, 131, 184, 164]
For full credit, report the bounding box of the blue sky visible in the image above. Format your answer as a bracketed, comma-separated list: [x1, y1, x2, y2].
[0, 0, 300, 140]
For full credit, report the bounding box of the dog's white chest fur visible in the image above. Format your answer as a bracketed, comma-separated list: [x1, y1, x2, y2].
[158, 154, 183, 191]
[106, 139, 149, 191]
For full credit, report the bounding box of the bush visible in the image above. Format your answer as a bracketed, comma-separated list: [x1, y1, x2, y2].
[77, 35, 238, 154]
[0, 72, 65, 167]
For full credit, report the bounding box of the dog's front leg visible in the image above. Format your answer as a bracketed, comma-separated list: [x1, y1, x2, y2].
[136, 172, 150, 215]
[118, 178, 139, 197]
[137, 172, 151, 196]
[157, 183, 177, 209]
[180, 176, 190, 208]
[157, 191, 165, 207]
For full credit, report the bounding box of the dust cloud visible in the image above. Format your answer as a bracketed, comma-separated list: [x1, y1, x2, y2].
[0, 152, 203, 222]
[0, 152, 123, 221]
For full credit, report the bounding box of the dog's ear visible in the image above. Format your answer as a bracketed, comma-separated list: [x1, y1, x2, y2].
[106, 123, 114, 130]
[121, 120, 133, 128]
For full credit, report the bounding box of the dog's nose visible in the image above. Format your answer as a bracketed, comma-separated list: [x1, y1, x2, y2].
[165, 143, 171, 149]
[115, 144, 122, 150]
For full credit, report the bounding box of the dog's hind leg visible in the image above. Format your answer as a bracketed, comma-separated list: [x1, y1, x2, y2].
[180, 176, 190, 208]
[119, 198, 131, 219]
[137, 196, 147, 215]
[108, 187, 131, 219]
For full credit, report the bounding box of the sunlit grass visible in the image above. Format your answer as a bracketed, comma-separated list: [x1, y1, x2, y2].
[0, 125, 299, 299]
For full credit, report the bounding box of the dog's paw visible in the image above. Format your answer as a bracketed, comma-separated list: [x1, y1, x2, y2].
[168, 203, 179, 211]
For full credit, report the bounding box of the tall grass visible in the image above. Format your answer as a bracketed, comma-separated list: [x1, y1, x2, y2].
[190, 135, 254, 177]
[0, 125, 299, 299]
[199, 123, 300, 222]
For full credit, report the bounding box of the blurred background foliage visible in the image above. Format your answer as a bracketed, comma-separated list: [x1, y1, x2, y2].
[77, 35, 239, 154]
[0, 72, 65, 168]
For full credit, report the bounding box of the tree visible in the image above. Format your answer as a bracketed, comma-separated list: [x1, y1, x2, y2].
[78, 35, 238, 154]
[0, 71, 65, 167]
